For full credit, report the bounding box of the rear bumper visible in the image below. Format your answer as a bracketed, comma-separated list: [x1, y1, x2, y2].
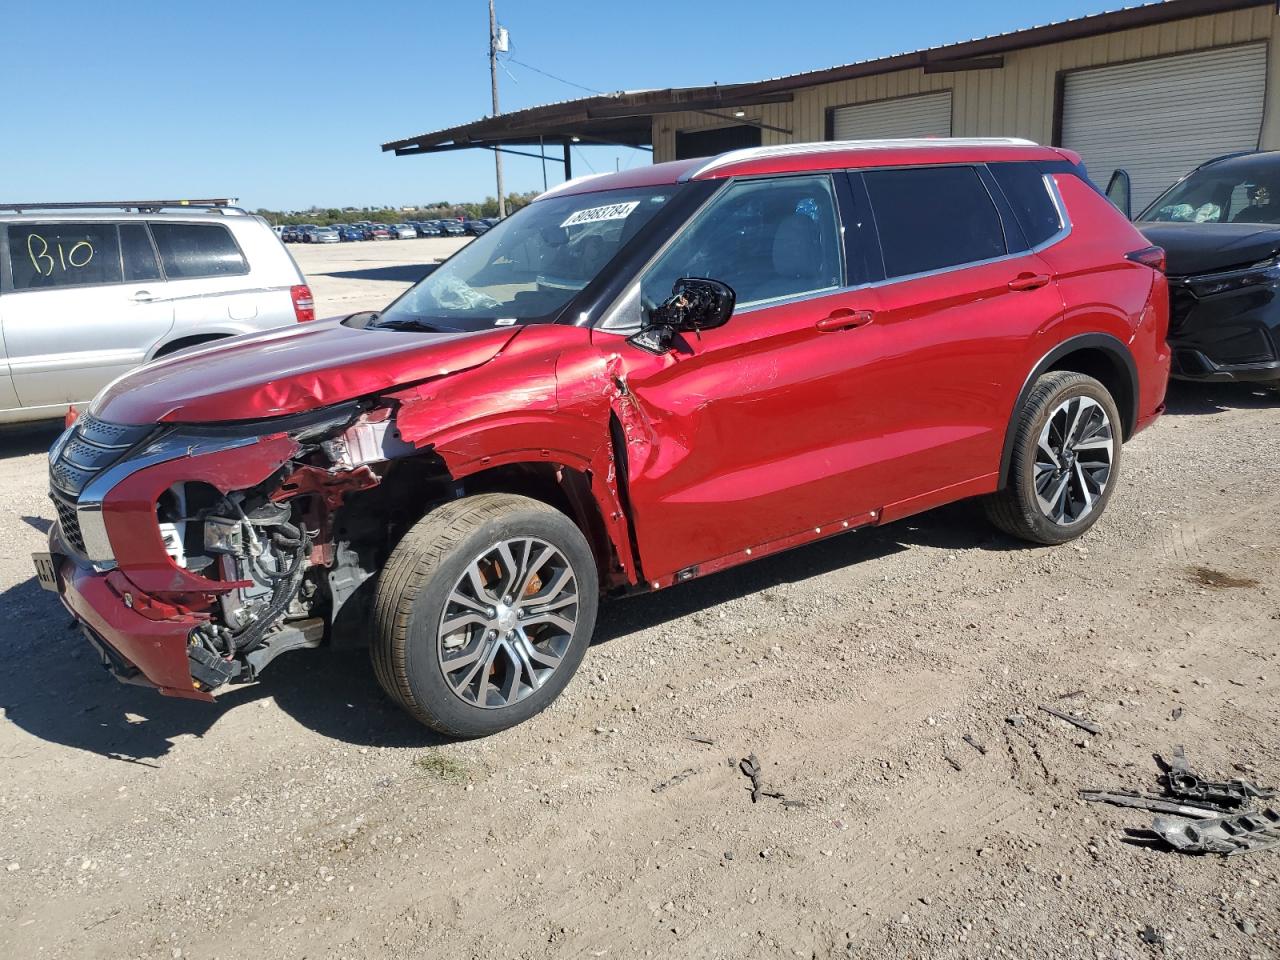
[51, 528, 211, 701]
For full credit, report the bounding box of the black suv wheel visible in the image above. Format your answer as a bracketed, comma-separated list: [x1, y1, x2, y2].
[985, 371, 1122, 545]
[372, 494, 598, 737]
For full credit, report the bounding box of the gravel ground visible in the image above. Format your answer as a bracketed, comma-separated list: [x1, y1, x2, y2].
[0, 349, 1277, 956]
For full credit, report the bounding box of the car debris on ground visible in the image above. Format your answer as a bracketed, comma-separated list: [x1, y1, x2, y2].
[1039, 704, 1103, 735]
[652, 768, 698, 794]
[1082, 746, 1278, 856]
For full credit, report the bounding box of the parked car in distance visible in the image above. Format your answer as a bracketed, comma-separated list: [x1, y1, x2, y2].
[414, 220, 443, 237]
[367, 223, 392, 240]
[439, 219, 465, 236]
[1129, 150, 1280, 391]
[281, 224, 301, 243]
[337, 224, 366, 242]
[38, 139, 1169, 738]
[313, 226, 341, 244]
[391, 223, 417, 240]
[296, 224, 320, 243]
[463, 218, 491, 236]
[0, 200, 314, 425]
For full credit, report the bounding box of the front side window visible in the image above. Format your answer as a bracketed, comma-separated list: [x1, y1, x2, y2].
[863, 166, 1006, 279]
[1139, 162, 1280, 225]
[149, 222, 248, 279]
[640, 174, 843, 316]
[7, 222, 123, 290]
[376, 186, 675, 331]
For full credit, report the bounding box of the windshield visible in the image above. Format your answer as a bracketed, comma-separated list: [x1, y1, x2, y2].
[1140, 159, 1280, 225]
[375, 185, 676, 330]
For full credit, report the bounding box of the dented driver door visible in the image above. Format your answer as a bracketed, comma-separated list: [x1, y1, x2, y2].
[602, 173, 883, 584]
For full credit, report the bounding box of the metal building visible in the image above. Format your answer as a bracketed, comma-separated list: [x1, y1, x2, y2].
[384, 0, 1279, 210]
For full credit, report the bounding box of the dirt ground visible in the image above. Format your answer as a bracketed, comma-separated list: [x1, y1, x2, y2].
[0, 306, 1277, 956]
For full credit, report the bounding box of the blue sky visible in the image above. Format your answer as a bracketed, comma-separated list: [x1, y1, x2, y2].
[4, 0, 1112, 210]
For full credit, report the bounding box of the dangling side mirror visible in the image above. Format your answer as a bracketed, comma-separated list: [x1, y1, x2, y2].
[1106, 169, 1132, 220]
[627, 278, 736, 354]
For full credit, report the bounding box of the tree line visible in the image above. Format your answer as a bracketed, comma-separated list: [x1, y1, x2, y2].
[254, 191, 541, 225]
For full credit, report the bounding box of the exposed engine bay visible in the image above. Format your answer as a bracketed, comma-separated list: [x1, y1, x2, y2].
[154, 405, 454, 692]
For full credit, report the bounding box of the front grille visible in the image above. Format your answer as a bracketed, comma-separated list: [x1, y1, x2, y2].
[48, 414, 154, 556]
[53, 494, 86, 554]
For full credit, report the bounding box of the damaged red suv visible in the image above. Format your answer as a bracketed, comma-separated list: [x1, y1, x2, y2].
[37, 139, 1170, 736]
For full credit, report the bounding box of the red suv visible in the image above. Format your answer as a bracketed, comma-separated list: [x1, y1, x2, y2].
[36, 139, 1170, 737]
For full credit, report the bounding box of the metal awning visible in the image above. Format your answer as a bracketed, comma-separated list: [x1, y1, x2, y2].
[382, 0, 1266, 163]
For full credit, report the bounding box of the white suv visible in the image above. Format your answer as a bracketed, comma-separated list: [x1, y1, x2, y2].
[0, 200, 314, 425]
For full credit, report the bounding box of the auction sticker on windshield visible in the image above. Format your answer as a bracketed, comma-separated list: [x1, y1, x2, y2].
[560, 202, 639, 229]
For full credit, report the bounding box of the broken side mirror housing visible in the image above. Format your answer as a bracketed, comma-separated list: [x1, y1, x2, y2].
[628, 278, 736, 354]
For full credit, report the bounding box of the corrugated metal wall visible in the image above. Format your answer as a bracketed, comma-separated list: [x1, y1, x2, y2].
[651, 5, 1276, 162]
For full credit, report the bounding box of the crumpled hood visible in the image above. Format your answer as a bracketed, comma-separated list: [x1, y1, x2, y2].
[91, 317, 520, 425]
[1138, 221, 1280, 277]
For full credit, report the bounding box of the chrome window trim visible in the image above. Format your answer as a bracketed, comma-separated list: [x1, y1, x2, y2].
[598, 168, 1071, 335]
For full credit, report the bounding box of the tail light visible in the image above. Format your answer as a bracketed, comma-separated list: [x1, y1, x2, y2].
[1126, 246, 1166, 274]
[291, 284, 316, 322]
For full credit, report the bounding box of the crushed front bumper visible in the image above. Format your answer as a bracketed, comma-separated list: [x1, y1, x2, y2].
[1167, 280, 1280, 383]
[51, 532, 212, 701]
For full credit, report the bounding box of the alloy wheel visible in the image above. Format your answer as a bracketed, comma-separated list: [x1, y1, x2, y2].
[1033, 395, 1114, 525]
[436, 537, 578, 709]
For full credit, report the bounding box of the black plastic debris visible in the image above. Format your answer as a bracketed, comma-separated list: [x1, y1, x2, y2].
[1138, 925, 1164, 947]
[1154, 745, 1275, 810]
[652, 768, 697, 794]
[1083, 745, 1279, 857]
[738, 754, 785, 804]
[962, 734, 988, 756]
[1039, 704, 1102, 735]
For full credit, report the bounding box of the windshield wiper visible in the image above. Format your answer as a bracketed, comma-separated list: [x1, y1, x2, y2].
[372, 315, 444, 333]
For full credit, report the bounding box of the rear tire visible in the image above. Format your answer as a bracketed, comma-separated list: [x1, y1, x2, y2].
[371, 493, 598, 737]
[985, 371, 1122, 545]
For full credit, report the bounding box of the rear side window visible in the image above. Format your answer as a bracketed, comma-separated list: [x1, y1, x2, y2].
[119, 223, 162, 282]
[863, 166, 1006, 278]
[7, 223, 123, 290]
[149, 222, 248, 279]
[989, 162, 1063, 247]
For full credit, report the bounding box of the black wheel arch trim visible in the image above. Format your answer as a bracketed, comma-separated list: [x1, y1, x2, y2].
[998, 333, 1138, 489]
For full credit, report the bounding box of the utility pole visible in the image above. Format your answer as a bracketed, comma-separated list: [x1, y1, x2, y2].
[488, 0, 506, 218]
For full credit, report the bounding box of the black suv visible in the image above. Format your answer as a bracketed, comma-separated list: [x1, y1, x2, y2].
[1136, 151, 1280, 390]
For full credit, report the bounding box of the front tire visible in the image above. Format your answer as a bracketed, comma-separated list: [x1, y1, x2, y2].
[985, 371, 1122, 545]
[371, 493, 598, 737]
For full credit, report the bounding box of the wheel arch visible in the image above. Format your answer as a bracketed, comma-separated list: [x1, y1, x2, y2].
[430, 450, 635, 591]
[998, 334, 1138, 489]
[149, 332, 232, 360]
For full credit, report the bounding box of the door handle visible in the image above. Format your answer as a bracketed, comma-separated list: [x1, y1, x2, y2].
[815, 308, 874, 332]
[131, 290, 156, 302]
[1008, 272, 1051, 291]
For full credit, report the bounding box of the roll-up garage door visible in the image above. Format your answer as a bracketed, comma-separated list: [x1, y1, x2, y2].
[1061, 44, 1267, 212]
[830, 91, 952, 141]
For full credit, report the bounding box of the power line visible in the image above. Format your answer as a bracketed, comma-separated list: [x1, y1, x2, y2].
[500, 55, 604, 96]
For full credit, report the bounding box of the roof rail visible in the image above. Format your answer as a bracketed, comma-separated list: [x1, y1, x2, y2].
[683, 137, 1041, 180]
[0, 199, 245, 215]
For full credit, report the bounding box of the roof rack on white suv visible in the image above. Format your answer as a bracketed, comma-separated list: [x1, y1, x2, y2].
[0, 199, 246, 215]
[683, 137, 1041, 180]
